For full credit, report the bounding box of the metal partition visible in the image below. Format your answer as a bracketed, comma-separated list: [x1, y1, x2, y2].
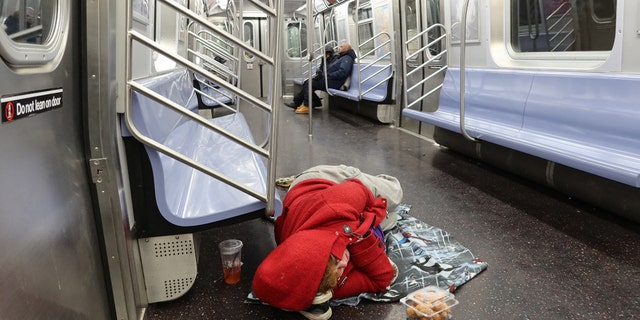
[356, 31, 393, 99]
[124, 0, 282, 215]
[187, 20, 241, 113]
[402, 23, 448, 110]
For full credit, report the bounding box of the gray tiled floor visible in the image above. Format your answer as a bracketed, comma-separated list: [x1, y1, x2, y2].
[146, 105, 640, 319]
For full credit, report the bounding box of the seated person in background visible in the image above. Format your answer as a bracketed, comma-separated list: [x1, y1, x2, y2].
[3, 11, 20, 35]
[253, 165, 402, 320]
[288, 43, 357, 114]
[286, 44, 336, 110]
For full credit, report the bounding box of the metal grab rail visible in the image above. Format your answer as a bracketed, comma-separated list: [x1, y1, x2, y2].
[187, 29, 239, 81]
[300, 40, 338, 80]
[321, 31, 394, 100]
[191, 78, 237, 114]
[125, 82, 268, 202]
[404, 24, 448, 109]
[187, 25, 241, 113]
[357, 32, 393, 99]
[545, 2, 575, 51]
[130, 29, 271, 112]
[125, 0, 282, 212]
[459, 0, 476, 141]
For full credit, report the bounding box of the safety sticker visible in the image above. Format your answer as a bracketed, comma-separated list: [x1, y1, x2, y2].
[1, 87, 63, 123]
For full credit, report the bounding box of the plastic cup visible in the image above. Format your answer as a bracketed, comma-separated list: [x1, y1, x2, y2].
[219, 239, 243, 284]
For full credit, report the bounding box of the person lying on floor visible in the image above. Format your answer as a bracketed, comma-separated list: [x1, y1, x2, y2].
[286, 43, 357, 114]
[253, 165, 403, 319]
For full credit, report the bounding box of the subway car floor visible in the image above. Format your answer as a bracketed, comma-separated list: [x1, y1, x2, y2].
[145, 104, 640, 320]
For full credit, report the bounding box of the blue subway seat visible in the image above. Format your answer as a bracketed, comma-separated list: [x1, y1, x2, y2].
[327, 63, 393, 102]
[193, 73, 234, 109]
[292, 77, 307, 86]
[403, 68, 640, 187]
[122, 69, 280, 235]
[293, 64, 393, 103]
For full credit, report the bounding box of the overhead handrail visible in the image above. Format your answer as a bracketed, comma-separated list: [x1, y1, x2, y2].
[125, 0, 282, 212]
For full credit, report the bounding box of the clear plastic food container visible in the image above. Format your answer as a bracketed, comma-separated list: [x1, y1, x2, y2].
[400, 286, 459, 320]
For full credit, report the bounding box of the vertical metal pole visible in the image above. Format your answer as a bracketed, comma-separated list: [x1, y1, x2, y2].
[266, 0, 284, 216]
[306, 0, 314, 136]
[459, 0, 476, 141]
[400, 0, 408, 111]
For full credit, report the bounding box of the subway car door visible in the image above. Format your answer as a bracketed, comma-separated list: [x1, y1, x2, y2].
[400, 0, 446, 138]
[282, 17, 307, 99]
[241, 17, 268, 97]
[0, 1, 112, 319]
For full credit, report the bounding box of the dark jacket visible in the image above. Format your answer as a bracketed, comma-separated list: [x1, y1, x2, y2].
[325, 49, 357, 89]
[314, 51, 336, 80]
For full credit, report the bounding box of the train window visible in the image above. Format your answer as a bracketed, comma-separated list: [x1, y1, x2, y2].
[590, 0, 614, 23]
[405, 1, 419, 58]
[243, 21, 254, 61]
[450, 0, 480, 43]
[286, 21, 307, 58]
[154, 1, 180, 72]
[2, 0, 46, 44]
[406, 0, 442, 59]
[511, 0, 616, 52]
[323, 16, 337, 47]
[0, 0, 67, 67]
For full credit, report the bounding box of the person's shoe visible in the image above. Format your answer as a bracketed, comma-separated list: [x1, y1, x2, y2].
[284, 102, 299, 109]
[275, 175, 295, 188]
[299, 291, 332, 320]
[295, 105, 310, 114]
[312, 100, 323, 108]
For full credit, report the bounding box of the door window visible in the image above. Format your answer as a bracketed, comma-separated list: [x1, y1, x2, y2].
[0, 0, 67, 67]
[286, 21, 306, 58]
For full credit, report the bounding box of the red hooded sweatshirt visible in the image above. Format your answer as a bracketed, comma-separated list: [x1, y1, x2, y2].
[252, 178, 394, 311]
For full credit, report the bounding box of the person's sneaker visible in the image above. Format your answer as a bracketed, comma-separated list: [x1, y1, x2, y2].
[295, 105, 310, 114]
[275, 175, 295, 188]
[299, 291, 332, 320]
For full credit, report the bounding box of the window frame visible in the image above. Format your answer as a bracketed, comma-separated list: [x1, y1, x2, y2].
[286, 20, 307, 59]
[491, 0, 621, 71]
[0, 0, 68, 68]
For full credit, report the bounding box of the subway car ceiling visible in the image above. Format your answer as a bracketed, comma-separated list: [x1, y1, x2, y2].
[208, 0, 352, 16]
